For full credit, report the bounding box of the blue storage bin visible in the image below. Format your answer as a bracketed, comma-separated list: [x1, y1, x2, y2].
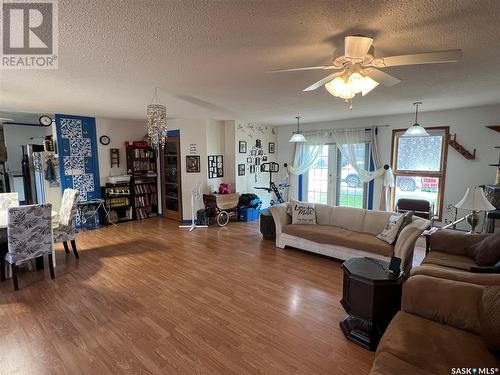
[238, 207, 260, 222]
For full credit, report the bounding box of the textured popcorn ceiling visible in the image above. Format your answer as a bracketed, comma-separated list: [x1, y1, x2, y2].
[1, 0, 500, 125]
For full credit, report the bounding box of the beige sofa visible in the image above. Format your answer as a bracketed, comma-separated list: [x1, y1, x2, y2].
[411, 229, 500, 285]
[269, 203, 429, 274]
[370, 275, 500, 375]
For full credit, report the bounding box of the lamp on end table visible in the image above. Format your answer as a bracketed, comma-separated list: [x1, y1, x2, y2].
[455, 187, 496, 233]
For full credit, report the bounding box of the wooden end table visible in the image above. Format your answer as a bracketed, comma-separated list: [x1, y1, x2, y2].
[340, 257, 404, 351]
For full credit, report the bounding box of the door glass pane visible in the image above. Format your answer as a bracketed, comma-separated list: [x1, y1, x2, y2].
[394, 176, 439, 215]
[338, 144, 366, 209]
[396, 135, 443, 171]
[306, 145, 329, 204]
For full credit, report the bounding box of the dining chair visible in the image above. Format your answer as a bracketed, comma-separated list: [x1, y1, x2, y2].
[0, 192, 19, 210]
[6, 204, 54, 291]
[53, 188, 80, 259]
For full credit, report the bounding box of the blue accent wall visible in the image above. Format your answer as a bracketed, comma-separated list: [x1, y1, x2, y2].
[368, 155, 375, 210]
[55, 114, 101, 201]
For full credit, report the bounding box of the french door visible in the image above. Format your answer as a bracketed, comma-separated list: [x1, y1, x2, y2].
[303, 144, 370, 209]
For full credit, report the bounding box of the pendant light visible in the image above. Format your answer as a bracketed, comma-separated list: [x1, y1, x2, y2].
[146, 88, 168, 149]
[289, 116, 307, 143]
[403, 102, 429, 137]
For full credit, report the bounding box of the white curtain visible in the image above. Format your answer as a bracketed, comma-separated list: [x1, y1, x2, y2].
[286, 127, 394, 210]
[287, 143, 322, 200]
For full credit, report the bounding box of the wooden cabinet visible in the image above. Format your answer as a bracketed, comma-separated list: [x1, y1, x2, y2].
[160, 136, 182, 221]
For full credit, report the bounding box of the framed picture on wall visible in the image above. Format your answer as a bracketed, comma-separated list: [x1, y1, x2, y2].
[186, 155, 200, 173]
[246, 157, 252, 163]
[239, 141, 247, 153]
[269, 142, 275, 153]
[208, 155, 224, 178]
[256, 139, 262, 148]
[250, 165, 255, 174]
[262, 156, 268, 162]
[238, 164, 245, 176]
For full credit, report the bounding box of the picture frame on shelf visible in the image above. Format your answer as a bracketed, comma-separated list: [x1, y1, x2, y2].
[239, 141, 247, 153]
[186, 155, 200, 173]
[238, 164, 245, 176]
[269, 142, 275, 153]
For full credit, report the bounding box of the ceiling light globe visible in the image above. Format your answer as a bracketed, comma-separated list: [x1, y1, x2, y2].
[347, 72, 364, 93]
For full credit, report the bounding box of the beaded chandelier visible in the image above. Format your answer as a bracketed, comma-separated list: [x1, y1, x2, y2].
[146, 88, 168, 149]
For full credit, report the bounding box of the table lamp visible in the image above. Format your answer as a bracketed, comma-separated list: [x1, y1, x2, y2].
[455, 187, 496, 233]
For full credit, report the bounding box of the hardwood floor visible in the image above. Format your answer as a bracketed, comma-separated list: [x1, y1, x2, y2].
[0, 218, 418, 375]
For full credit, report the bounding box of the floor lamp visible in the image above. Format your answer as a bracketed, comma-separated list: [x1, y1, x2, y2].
[179, 184, 208, 231]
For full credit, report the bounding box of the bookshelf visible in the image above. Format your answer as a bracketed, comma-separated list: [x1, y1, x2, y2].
[126, 145, 158, 220]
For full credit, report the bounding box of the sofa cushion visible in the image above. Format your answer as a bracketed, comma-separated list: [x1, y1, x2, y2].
[330, 206, 367, 232]
[411, 265, 500, 286]
[468, 231, 500, 267]
[422, 251, 477, 271]
[362, 210, 395, 235]
[376, 312, 499, 374]
[282, 224, 393, 257]
[314, 204, 333, 225]
[479, 286, 500, 352]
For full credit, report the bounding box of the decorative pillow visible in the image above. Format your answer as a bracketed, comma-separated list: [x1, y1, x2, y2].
[467, 231, 500, 267]
[396, 211, 414, 237]
[290, 201, 316, 225]
[479, 286, 500, 352]
[376, 214, 405, 244]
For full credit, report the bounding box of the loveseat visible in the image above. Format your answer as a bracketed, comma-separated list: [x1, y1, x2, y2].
[411, 229, 500, 285]
[269, 203, 429, 275]
[369, 275, 500, 374]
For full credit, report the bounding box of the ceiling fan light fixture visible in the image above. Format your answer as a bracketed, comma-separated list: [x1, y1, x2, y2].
[325, 72, 379, 100]
[360, 76, 379, 96]
[403, 102, 429, 137]
[289, 116, 307, 143]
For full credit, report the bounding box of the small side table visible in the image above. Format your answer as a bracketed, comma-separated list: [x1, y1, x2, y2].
[340, 257, 404, 351]
[259, 209, 276, 241]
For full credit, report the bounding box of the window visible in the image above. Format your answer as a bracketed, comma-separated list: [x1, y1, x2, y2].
[391, 127, 449, 219]
[304, 143, 370, 208]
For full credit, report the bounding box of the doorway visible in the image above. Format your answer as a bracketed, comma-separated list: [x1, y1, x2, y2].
[161, 135, 182, 220]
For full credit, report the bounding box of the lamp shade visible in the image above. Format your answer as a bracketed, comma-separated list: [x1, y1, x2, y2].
[403, 124, 429, 137]
[455, 187, 496, 211]
[289, 133, 307, 143]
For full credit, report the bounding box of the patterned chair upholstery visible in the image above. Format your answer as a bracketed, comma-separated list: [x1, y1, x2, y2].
[5, 204, 54, 290]
[53, 188, 80, 258]
[0, 192, 19, 210]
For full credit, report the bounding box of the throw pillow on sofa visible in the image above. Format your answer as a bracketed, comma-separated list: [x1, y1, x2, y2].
[289, 200, 316, 225]
[467, 231, 500, 267]
[376, 214, 405, 244]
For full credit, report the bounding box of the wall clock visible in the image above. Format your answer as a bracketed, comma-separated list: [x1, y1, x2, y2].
[99, 135, 111, 145]
[39, 115, 53, 127]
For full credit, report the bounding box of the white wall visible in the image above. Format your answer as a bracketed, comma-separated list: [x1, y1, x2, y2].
[276, 104, 500, 225]
[234, 122, 278, 207]
[95, 117, 147, 185]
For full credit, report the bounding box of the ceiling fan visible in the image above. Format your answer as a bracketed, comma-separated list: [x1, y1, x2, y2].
[271, 36, 462, 103]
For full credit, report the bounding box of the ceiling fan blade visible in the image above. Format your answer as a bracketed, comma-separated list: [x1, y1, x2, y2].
[303, 71, 344, 92]
[363, 68, 401, 86]
[345, 36, 373, 59]
[373, 49, 462, 67]
[270, 66, 337, 73]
